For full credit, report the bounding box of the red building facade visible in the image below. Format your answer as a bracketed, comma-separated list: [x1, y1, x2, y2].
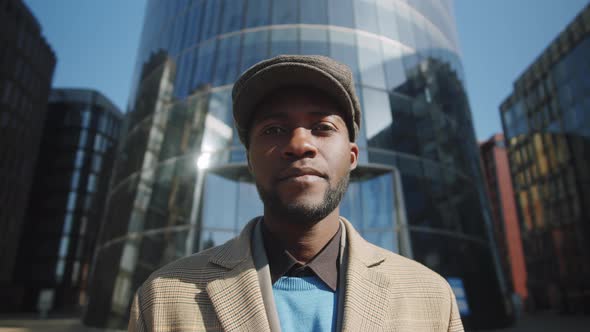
[480, 134, 528, 304]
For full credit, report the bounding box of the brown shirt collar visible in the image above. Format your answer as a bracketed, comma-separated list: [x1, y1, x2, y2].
[261, 222, 341, 292]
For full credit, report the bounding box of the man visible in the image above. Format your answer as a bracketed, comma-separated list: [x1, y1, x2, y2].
[129, 55, 464, 331]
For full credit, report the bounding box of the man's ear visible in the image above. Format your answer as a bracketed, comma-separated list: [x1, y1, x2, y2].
[246, 151, 254, 175]
[349, 142, 359, 171]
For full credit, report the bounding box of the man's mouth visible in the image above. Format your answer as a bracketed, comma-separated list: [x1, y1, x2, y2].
[277, 167, 327, 183]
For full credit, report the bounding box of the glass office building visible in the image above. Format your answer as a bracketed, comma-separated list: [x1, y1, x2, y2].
[11, 89, 122, 313]
[500, 4, 590, 313]
[0, 0, 55, 306]
[85, 0, 509, 329]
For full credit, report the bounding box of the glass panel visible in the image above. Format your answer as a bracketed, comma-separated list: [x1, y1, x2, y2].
[361, 87, 392, 141]
[353, 0, 379, 34]
[236, 180, 264, 227]
[393, 0, 416, 50]
[245, 0, 271, 28]
[272, 0, 298, 25]
[270, 28, 298, 57]
[200, 0, 222, 41]
[81, 111, 91, 128]
[58, 236, 70, 257]
[92, 155, 103, 173]
[184, 2, 203, 47]
[202, 173, 239, 230]
[361, 172, 393, 229]
[375, 0, 400, 41]
[357, 35, 386, 89]
[79, 129, 88, 148]
[87, 174, 97, 193]
[328, 29, 360, 83]
[71, 171, 80, 190]
[327, 0, 354, 28]
[241, 30, 270, 72]
[300, 27, 329, 56]
[220, 0, 245, 34]
[213, 35, 241, 86]
[63, 213, 74, 234]
[194, 41, 217, 88]
[300, 0, 327, 25]
[55, 259, 65, 282]
[381, 42, 406, 91]
[201, 91, 234, 153]
[67, 192, 77, 211]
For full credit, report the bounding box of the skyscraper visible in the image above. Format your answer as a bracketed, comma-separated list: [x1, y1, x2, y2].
[0, 0, 56, 308]
[500, 4, 590, 313]
[10, 89, 122, 313]
[86, 0, 509, 328]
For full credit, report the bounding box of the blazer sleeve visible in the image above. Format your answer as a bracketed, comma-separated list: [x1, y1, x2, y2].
[447, 283, 465, 332]
[128, 288, 148, 332]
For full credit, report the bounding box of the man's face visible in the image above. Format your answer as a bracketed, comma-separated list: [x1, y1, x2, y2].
[247, 87, 359, 224]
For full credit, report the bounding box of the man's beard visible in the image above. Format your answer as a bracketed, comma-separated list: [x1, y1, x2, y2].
[256, 173, 350, 225]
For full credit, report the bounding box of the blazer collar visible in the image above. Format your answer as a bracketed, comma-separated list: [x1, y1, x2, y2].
[206, 218, 271, 331]
[340, 217, 391, 331]
[208, 217, 260, 269]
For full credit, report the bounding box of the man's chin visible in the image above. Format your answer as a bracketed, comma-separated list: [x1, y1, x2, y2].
[272, 202, 333, 225]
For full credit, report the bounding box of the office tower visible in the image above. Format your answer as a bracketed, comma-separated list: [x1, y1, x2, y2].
[86, 0, 509, 328]
[500, 4, 590, 313]
[480, 134, 528, 307]
[10, 89, 122, 313]
[0, 0, 56, 307]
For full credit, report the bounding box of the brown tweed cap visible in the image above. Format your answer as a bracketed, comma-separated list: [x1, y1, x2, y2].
[232, 55, 361, 147]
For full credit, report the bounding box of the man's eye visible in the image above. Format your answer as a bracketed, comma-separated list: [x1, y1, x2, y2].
[262, 126, 285, 135]
[313, 123, 336, 132]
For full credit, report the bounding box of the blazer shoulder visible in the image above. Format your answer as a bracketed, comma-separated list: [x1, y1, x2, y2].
[374, 246, 451, 290]
[144, 242, 229, 284]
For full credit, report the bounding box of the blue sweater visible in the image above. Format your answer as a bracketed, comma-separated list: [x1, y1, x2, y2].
[272, 276, 338, 332]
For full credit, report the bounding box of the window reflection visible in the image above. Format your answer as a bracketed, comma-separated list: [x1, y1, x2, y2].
[327, 0, 354, 28]
[300, 0, 328, 24]
[245, 0, 271, 28]
[300, 27, 329, 56]
[328, 29, 361, 83]
[353, 0, 379, 34]
[200, 0, 222, 41]
[213, 35, 241, 86]
[220, 0, 244, 34]
[272, 0, 297, 25]
[241, 30, 270, 72]
[271, 28, 298, 57]
[375, 0, 400, 41]
[357, 35, 386, 88]
[381, 42, 406, 90]
[362, 87, 392, 140]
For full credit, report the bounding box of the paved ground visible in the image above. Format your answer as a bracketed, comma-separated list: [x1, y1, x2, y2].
[0, 312, 588, 331]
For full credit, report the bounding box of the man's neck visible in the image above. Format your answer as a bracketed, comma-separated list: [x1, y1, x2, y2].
[262, 209, 341, 263]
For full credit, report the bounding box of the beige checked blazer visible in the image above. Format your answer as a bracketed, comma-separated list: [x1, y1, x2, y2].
[129, 218, 464, 331]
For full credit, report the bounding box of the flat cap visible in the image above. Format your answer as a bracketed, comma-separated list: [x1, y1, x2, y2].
[232, 55, 361, 147]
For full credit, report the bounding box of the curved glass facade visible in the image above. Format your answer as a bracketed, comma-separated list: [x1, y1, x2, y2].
[85, 0, 510, 329]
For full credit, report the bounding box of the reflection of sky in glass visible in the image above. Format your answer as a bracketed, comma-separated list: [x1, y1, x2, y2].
[201, 173, 239, 230]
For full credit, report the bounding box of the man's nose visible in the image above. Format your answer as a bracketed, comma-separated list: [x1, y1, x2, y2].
[281, 127, 318, 159]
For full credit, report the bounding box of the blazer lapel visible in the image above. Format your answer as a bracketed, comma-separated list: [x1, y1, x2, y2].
[206, 219, 271, 332]
[340, 218, 391, 331]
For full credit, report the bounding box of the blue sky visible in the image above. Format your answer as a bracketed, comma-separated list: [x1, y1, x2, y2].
[25, 0, 589, 140]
